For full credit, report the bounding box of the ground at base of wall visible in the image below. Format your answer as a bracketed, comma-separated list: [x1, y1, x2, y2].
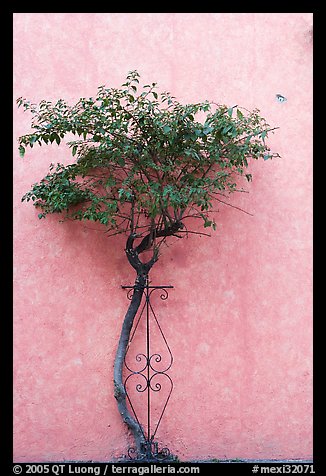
[24, 459, 313, 464]
[189, 459, 314, 464]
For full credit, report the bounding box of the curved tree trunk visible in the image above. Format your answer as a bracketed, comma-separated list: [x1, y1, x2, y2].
[113, 271, 147, 453]
[113, 231, 159, 454]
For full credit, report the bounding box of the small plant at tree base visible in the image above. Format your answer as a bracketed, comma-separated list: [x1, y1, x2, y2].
[17, 70, 279, 455]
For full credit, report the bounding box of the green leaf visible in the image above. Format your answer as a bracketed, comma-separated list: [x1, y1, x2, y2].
[222, 125, 233, 135]
[203, 126, 213, 135]
[19, 146, 25, 157]
[105, 177, 116, 187]
[100, 216, 109, 225]
[237, 109, 244, 119]
[227, 107, 233, 117]
[50, 132, 60, 144]
[72, 145, 78, 156]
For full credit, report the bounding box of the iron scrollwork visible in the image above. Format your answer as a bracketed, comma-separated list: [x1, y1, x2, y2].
[121, 278, 174, 461]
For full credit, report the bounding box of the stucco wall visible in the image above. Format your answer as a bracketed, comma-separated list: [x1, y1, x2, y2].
[13, 13, 313, 462]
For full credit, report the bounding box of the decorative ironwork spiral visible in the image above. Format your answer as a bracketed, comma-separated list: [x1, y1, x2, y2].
[126, 288, 134, 301]
[127, 447, 137, 459]
[124, 372, 148, 393]
[148, 288, 169, 301]
[127, 441, 172, 462]
[124, 352, 148, 374]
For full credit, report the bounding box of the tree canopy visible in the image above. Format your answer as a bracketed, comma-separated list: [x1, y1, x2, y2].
[18, 70, 279, 260]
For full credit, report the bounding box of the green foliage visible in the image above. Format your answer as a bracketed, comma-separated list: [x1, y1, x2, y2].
[18, 70, 279, 241]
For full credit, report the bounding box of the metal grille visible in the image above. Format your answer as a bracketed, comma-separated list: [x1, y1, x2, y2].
[121, 277, 174, 461]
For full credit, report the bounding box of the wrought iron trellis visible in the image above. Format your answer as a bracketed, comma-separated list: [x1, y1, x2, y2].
[121, 277, 174, 461]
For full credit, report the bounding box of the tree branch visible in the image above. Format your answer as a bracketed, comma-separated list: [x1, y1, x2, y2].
[134, 220, 184, 254]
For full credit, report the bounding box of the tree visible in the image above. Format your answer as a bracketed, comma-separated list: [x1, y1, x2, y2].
[17, 70, 279, 456]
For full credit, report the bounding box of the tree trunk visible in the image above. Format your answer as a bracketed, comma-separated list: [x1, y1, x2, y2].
[113, 225, 180, 455]
[113, 270, 148, 454]
[113, 229, 158, 454]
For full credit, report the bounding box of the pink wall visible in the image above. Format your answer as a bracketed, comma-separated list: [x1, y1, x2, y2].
[13, 13, 313, 462]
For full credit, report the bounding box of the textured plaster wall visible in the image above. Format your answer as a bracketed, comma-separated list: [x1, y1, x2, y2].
[13, 13, 313, 462]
